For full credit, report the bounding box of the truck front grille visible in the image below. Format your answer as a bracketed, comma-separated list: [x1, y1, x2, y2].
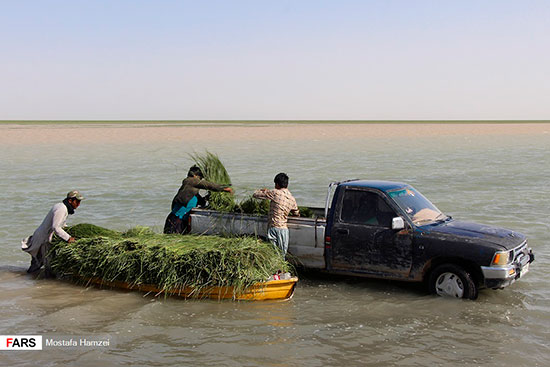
[512, 240, 530, 265]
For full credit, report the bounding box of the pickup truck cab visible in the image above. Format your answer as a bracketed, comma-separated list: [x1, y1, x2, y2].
[189, 180, 534, 299]
[325, 180, 534, 299]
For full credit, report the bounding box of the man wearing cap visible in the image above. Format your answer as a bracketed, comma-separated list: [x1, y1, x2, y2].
[21, 190, 84, 275]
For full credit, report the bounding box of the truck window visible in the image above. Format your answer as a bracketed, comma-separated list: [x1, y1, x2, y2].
[340, 190, 396, 227]
[388, 186, 444, 225]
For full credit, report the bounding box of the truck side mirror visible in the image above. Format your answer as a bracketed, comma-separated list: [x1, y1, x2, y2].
[392, 217, 405, 230]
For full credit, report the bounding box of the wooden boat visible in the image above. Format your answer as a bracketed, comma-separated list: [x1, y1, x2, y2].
[82, 276, 298, 301]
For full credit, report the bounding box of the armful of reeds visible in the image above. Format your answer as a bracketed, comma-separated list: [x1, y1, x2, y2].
[190, 151, 315, 217]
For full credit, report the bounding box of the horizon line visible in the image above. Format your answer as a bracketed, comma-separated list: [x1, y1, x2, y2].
[1, 119, 550, 125]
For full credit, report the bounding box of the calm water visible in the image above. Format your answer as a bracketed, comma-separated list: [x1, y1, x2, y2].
[1, 124, 549, 366]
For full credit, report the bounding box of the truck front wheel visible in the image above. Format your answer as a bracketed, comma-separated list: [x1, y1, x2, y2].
[428, 264, 478, 300]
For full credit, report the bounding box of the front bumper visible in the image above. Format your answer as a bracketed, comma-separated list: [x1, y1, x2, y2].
[481, 250, 534, 289]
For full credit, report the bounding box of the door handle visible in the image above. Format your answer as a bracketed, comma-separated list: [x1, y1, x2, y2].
[337, 228, 349, 235]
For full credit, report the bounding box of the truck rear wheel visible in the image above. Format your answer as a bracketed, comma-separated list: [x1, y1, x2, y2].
[429, 264, 478, 300]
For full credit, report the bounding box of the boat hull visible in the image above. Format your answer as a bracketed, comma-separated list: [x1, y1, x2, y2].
[82, 276, 298, 301]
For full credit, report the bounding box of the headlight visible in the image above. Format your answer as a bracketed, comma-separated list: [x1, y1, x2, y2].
[492, 250, 513, 266]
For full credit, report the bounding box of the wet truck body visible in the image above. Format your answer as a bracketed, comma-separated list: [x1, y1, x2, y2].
[189, 180, 534, 299]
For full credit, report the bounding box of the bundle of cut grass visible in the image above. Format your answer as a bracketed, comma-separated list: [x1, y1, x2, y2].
[297, 206, 315, 218]
[190, 151, 316, 218]
[50, 224, 292, 298]
[238, 195, 270, 216]
[238, 196, 316, 218]
[189, 151, 236, 212]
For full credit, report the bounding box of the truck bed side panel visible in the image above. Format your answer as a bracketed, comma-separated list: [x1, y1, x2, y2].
[189, 209, 326, 269]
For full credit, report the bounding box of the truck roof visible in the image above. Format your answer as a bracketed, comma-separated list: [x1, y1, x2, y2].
[339, 180, 409, 192]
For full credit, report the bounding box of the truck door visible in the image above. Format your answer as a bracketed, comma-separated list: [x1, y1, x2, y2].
[331, 188, 413, 276]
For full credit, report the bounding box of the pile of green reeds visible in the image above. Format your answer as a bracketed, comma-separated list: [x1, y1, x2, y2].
[189, 151, 236, 212]
[190, 151, 316, 218]
[50, 224, 292, 298]
[238, 195, 271, 216]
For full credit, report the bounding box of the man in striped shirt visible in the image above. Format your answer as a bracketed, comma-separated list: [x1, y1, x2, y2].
[253, 173, 300, 257]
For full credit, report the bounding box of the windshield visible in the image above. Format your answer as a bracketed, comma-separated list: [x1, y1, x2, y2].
[387, 186, 446, 225]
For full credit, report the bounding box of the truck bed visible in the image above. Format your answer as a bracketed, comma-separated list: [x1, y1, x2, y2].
[189, 208, 326, 269]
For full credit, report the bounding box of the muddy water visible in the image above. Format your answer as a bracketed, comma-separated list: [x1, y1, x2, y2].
[1, 123, 549, 366]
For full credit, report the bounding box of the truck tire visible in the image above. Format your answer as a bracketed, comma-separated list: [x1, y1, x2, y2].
[428, 264, 478, 300]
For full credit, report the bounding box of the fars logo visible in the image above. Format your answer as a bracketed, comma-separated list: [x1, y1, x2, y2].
[0, 335, 42, 350]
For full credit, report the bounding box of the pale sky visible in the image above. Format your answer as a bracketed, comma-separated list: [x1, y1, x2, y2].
[1, 0, 549, 120]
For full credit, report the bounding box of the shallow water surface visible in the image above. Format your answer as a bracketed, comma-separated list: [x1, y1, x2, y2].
[0, 124, 549, 366]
